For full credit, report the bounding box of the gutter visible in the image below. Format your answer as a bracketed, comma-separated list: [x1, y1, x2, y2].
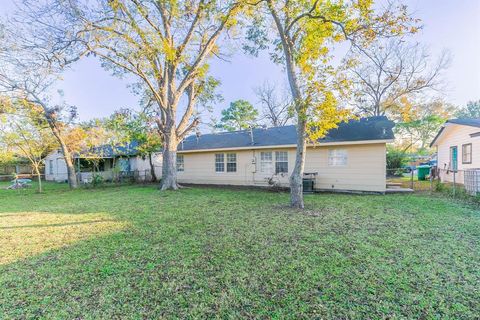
[177, 139, 393, 154]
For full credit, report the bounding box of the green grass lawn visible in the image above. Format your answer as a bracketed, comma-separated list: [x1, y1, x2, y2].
[1, 182, 479, 319]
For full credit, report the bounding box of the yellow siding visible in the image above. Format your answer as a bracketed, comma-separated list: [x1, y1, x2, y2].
[177, 143, 387, 192]
[434, 124, 480, 183]
[305, 143, 386, 192]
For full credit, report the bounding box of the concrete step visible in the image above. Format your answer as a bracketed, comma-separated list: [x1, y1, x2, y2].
[386, 182, 403, 187]
[385, 188, 414, 194]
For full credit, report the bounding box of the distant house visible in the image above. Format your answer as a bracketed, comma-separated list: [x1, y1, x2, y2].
[430, 118, 480, 183]
[44, 142, 161, 183]
[176, 116, 394, 193]
[45, 116, 395, 193]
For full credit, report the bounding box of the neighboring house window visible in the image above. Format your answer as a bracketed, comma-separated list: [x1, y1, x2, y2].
[260, 152, 273, 173]
[215, 153, 224, 172]
[275, 151, 288, 173]
[328, 149, 348, 166]
[226, 153, 237, 172]
[450, 146, 458, 171]
[462, 143, 472, 164]
[49, 160, 54, 175]
[176, 154, 184, 172]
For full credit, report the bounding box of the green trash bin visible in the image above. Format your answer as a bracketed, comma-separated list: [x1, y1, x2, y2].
[417, 165, 430, 181]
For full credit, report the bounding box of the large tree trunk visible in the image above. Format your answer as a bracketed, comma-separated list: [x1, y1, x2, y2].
[51, 126, 78, 189]
[374, 101, 381, 116]
[267, 1, 306, 209]
[284, 55, 306, 209]
[160, 131, 179, 190]
[149, 153, 157, 182]
[290, 118, 307, 208]
[64, 153, 78, 189]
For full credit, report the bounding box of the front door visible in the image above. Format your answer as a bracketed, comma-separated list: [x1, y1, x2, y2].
[450, 146, 458, 171]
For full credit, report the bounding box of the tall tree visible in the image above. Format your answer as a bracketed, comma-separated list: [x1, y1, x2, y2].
[217, 99, 259, 131]
[455, 100, 480, 119]
[250, 0, 416, 208]
[395, 98, 455, 152]
[0, 103, 56, 192]
[254, 81, 293, 127]
[0, 19, 82, 189]
[30, 0, 247, 190]
[346, 39, 450, 117]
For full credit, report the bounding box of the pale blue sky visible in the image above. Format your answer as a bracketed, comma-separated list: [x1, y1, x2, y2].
[1, 0, 479, 123]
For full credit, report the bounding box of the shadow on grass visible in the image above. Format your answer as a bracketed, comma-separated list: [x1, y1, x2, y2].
[0, 184, 479, 318]
[0, 219, 117, 230]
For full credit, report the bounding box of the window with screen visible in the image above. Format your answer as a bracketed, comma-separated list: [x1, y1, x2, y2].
[215, 153, 224, 172]
[49, 160, 54, 175]
[275, 151, 288, 173]
[260, 152, 273, 173]
[226, 153, 237, 172]
[176, 154, 184, 172]
[328, 149, 348, 166]
[462, 143, 472, 164]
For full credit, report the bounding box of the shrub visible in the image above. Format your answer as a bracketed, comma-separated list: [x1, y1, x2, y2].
[386, 147, 407, 170]
[434, 180, 446, 192]
[91, 174, 104, 187]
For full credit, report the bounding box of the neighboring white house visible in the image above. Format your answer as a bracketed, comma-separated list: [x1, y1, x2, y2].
[45, 117, 395, 193]
[44, 142, 162, 183]
[430, 118, 480, 184]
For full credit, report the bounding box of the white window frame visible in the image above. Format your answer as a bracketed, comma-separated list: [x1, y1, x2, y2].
[176, 154, 184, 172]
[226, 153, 237, 172]
[215, 153, 225, 173]
[49, 160, 54, 175]
[328, 149, 348, 167]
[275, 151, 288, 174]
[462, 143, 472, 164]
[260, 151, 273, 173]
[214, 153, 238, 173]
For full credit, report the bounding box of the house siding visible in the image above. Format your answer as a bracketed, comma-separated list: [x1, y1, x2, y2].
[44, 150, 69, 182]
[45, 143, 388, 193]
[44, 151, 162, 182]
[177, 143, 387, 192]
[305, 143, 386, 192]
[129, 153, 162, 179]
[434, 124, 480, 184]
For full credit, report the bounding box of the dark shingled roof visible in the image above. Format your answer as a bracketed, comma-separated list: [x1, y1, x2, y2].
[179, 116, 394, 152]
[75, 141, 140, 158]
[446, 118, 480, 128]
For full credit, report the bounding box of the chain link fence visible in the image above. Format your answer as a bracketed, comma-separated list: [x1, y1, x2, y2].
[386, 168, 431, 191]
[387, 166, 480, 199]
[78, 168, 161, 185]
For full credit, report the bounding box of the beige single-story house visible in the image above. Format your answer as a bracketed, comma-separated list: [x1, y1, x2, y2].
[176, 116, 394, 193]
[45, 117, 395, 193]
[44, 142, 162, 183]
[430, 118, 480, 184]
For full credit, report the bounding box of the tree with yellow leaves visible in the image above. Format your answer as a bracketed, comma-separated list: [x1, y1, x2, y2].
[395, 98, 455, 153]
[0, 102, 57, 193]
[246, 0, 418, 208]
